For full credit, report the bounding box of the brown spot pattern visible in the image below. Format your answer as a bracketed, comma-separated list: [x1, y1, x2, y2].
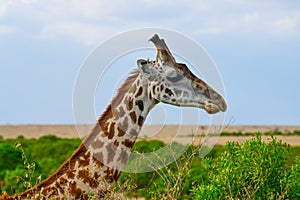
[94, 172, 100, 180]
[104, 168, 115, 183]
[59, 177, 68, 185]
[102, 122, 109, 133]
[109, 122, 115, 133]
[122, 139, 135, 148]
[135, 87, 143, 97]
[115, 106, 125, 118]
[136, 100, 144, 111]
[117, 127, 126, 137]
[138, 116, 144, 127]
[126, 97, 133, 110]
[104, 122, 115, 139]
[78, 156, 89, 168]
[108, 122, 115, 139]
[152, 85, 156, 95]
[129, 111, 137, 123]
[55, 181, 64, 194]
[118, 150, 129, 164]
[130, 128, 138, 137]
[41, 187, 51, 196]
[92, 153, 104, 168]
[103, 168, 120, 184]
[114, 170, 121, 181]
[91, 139, 105, 149]
[93, 152, 104, 164]
[128, 83, 136, 93]
[114, 140, 119, 147]
[106, 143, 116, 164]
[66, 169, 75, 179]
[69, 181, 82, 199]
[160, 84, 164, 91]
[78, 169, 95, 187]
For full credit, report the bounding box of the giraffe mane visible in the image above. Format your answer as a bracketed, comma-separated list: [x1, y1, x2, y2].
[99, 69, 140, 127]
[14, 70, 140, 197]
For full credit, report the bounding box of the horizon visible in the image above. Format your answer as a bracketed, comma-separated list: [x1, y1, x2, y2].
[1, 123, 300, 127]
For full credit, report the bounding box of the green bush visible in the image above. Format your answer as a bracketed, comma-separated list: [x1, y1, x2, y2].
[118, 140, 166, 196]
[2, 167, 27, 194]
[193, 136, 295, 199]
[0, 144, 23, 174]
[0, 136, 81, 195]
[119, 142, 225, 200]
[284, 156, 300, 199]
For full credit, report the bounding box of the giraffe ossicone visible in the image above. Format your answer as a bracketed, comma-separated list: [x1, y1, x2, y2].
[1, 34, 226, 199]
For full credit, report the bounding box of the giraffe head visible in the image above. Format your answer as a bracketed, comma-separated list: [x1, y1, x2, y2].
[137, 34, 227, 114]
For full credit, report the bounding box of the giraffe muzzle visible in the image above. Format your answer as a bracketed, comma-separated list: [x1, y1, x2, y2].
[204, 99, 227, 114]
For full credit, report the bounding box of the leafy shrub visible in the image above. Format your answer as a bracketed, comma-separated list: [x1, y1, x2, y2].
[0, 136, 81, 195]
[193, 136, 292, 199]
[132, 139, 165, 153]
[2, 167, 27, 194]
[119, 142, 225, 199]
[291, 130, 300, 136]
[118, 140, 166, 197]
[283, 156, 300, 199]
[0, 144, 23, 174]
[1, 142, 43, 195]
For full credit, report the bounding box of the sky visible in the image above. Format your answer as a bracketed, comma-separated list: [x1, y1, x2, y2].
[0, 0, 299, 126]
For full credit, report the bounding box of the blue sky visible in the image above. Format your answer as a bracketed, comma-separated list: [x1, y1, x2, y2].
[0, 0, 299, 125]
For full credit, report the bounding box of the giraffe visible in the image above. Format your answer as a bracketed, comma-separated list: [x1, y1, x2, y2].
[0, 34, 227, 199]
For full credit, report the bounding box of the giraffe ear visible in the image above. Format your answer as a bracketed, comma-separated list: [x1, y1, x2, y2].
[137, 59, 153, 80]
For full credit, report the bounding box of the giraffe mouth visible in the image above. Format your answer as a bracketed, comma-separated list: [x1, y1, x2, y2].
[204, 101, 227, 114]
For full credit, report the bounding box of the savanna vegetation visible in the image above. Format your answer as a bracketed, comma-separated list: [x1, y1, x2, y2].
[0, 134, 299, 199]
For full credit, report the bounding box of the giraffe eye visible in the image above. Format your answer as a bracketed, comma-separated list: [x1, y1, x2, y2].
[166, 73, 183, 82]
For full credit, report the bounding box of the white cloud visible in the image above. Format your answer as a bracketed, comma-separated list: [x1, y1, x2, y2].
[272, 14, 300, 36]
[1, 0, 300, 45]
[0, 1, 9, 17]
[0, 5, 5, 16]
[244, 12, 260, 23]
[40, 22, 119, 45]
[188, 3, 300, 38]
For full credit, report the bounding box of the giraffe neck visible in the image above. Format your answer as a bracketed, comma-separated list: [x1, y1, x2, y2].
[12, 71, 156, 199]
[90, 74, 155, 170]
